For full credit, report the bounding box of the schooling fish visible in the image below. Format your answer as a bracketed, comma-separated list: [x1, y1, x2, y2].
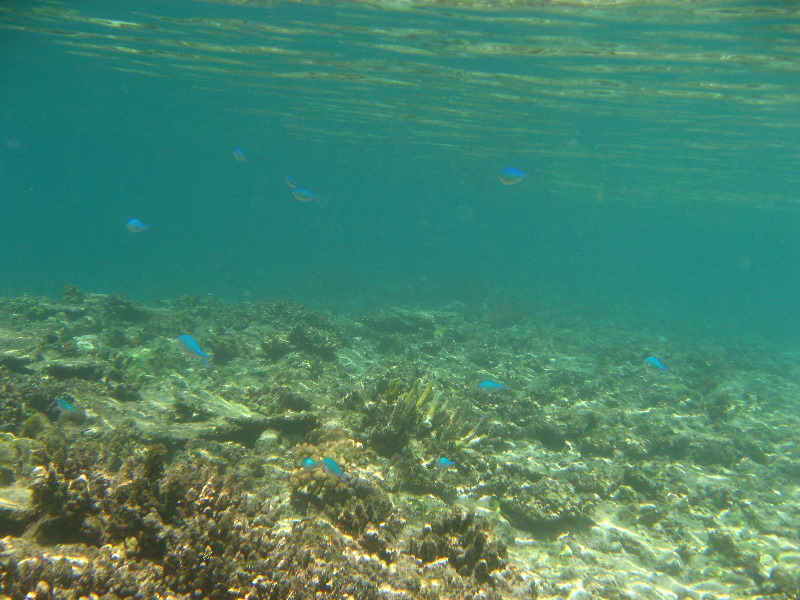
[478, 380, 508, 393]
[498, 167, 528, 185]
[322, 457, 347, 482]
[176, 334, 212, 368]
[233, 147, 247, 161]
[126, 218, 149, 233]
[643, 356, 669, 373]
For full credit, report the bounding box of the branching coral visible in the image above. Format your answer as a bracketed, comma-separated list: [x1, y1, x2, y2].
[367, 377, 437, 457]
[363, 376, 487, 463]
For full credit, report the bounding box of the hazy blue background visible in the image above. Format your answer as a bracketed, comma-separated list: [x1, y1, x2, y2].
[1, 0, 799, 340]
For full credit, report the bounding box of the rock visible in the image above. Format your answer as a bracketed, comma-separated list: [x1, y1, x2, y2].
[79, 389, 271, 449]
[0, 480, 35, 536]
[40, 360, 110, 382]
[499, 479, 592, 536]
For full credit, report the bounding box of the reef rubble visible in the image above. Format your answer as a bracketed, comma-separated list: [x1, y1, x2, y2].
[0, 290, 799, 599]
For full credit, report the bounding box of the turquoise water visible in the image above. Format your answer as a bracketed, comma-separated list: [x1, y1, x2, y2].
[1, 0, 799, 338]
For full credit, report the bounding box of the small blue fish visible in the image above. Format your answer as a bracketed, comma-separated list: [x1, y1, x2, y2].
[176, 334, 212, 368]
[291, 187, 321, 202]
[55, 395, 84, 423]
[435, 457, 456, 470]
[126, 218, 149, 233]
[643, 356, 669, 373]
[233, 147, 247, 161]
[302, 458, 318, 469]
[56, 396, 76, 413]
[285, 174, 299, 189]
[499, 167, 528, 185]
[478, 380, 508, 393]
[321, 457, 347, 482]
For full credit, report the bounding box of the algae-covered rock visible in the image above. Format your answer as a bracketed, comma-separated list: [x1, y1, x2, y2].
[0, 350, 36, 374]
[41, 359, 112, 381]
[362, 307, 437, 334]
[75, 389, 271, 449]
[286, 323, 341, 360]
[499, 478, 592, 536]
[0, 433, 51, 536]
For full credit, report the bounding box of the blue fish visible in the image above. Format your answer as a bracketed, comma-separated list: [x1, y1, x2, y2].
[301, 458, 318, 469]
[291, 187, 321, 202]
[56, 396, 76, 413]
[176, 334, 212, 368]
[478, 380, 508, 393]
[435, 457, 456, 470]
[321, 457, 347, 482]
[55, 395, 84, 423]
[126, 218, 149, 233]
[643, 356, 669, 373]
[499, 167, 528, 185]
[285, 174, 299, 189]
[233, 147, 247, 161]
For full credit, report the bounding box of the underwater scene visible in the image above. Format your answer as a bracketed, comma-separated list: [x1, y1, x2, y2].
[1, 0, 800, 598]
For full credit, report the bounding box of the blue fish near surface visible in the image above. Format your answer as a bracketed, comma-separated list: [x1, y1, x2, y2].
[643, 356, 669, 373]
[126, 218, 149, 233]
[232, 147, 246, 161]
[478, 380, 508, 393]
[285, 174, 299, 188]
[176, 334, 212, 368]
[435, 457, 456, 470]
[322, 457, 347, 482]
[292, 187, 321, 202]
[499, 167, 528, 185]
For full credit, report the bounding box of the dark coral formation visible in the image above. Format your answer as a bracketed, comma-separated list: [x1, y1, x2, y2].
[409, 508, 507, 584]
[1, 440, 504, 600]
[498, 478, 594, 537]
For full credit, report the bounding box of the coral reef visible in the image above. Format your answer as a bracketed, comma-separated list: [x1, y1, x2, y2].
[367, 377, 435, 456]
[290, 439, 400, 539]
[0, 439, 505, 600]
[1, 289, 800, 599]
[409, 508, 508, 584]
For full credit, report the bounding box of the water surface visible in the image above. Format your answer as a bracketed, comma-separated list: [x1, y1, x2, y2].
[1, 0, 798, 339]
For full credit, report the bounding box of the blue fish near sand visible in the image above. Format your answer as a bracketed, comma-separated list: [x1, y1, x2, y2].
[478, 380, 508, 393]
[176, 334, 212, 368]
[643, 356, 669, 373]
[322, 457, 347, 482]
